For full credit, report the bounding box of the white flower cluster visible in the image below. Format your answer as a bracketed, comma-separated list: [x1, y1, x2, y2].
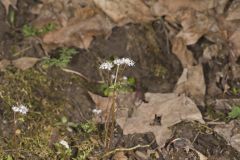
[99, 58, 135, 70]
[99, 61, 113, 71]
[92, 108, 102, 114]
[113, 58, 135, 66]
[59, 140, 70, 149]
[12, 104, 29, 115]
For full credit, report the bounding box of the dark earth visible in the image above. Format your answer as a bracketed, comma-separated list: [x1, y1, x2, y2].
[0, 0, 240, 160]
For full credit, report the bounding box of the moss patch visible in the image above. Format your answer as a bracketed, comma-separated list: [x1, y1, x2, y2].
[0, 68, 100, 159]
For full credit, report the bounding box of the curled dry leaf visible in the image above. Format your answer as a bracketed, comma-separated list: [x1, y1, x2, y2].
[174, 65, 206, 105]
[172, 37, 196, 67]
[176, 10, 216, 45]
[12, 57, 39, 70]
[93, 0, 154, 25]
[1, 0, 18, 14]
[118, 93, 204, 147]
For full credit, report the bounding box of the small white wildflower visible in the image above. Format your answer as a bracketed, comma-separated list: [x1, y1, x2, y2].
[12, 104, 29, 115]
[122, 58, 135, 66]
[59, 140, 70, 149]
[113, 58, 124, 66]
[113, 58, 135, 66]
[99, 61, 113, 70]
[123, 76, 128, 80]
[92, 108, 102, 114]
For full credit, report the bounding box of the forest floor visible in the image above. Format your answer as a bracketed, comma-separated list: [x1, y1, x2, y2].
[0, 0, 240, 159]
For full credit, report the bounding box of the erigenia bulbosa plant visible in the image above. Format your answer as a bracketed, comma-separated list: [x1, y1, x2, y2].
[99, 57, 135, 150]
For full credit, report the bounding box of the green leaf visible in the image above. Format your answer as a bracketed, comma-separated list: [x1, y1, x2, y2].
[6, 155, 13, 160]
[228, 106, 240, 119]
[127, 77, 136, 85]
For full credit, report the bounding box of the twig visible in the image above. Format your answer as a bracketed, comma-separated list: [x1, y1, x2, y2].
[102, 141, 154, 158]
[13, 46, 32, 57]
[61, 68, 90, 81]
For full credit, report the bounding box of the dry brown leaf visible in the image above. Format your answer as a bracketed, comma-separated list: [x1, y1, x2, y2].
[229, 28, 240, 58]
[151, 0, 215, 17]
[0, 59, 10, 71]
[176, 10, 216, 45]
[167, 138, 207, 160]
[174, 65, 206, 105]
[112, 152, 128, 160]
[214, 120, 240, 152]
[214, 0, 230, 14]
[88, 92, 135, 123]
[172, 37, 196, 67]
[118, 93, 204, 147]
[203, 44, 221, 60]
[31, 0, 113, 49]
[88, 91, 114, 119]
[93, 0, 154, 25]
[231, 64, 240, 79]
[1, 0, 17, 14]
[12, 57, 39, 70]
[43, 14, 114, 49]
[226, 1, 240, 21]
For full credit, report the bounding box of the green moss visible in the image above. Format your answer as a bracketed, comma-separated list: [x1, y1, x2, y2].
[0, 68, 99, 159]
[42, 48, 78, 68]
[22, 23, 57, 37]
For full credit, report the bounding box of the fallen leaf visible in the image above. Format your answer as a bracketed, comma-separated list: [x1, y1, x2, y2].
[203, 44, 221, 60]
[135, 151, 148, 160]
[113, 152, 128, 160]
[167, 138, 207, 160]
[151, 0, 216, 17]
[174, 65, 206, 105]
[1, 0, 17, 14]
[43, 14, 114, 49]
[214, 0, 230, 14]
[231, 64, 240, 79]
[88, 91, 115, 120]
[214, 120, 240, 152]
[229, 28, 240, 58]
[88, 92, 135, 123]
[31, 0, 115, 49]
[211, 98, 240, 112]
[172, 37, 196, 67]
[117, 93, 204, 147]
[12, 57, 39, 70]
[0, 59, 11, 70]
[93, 0, 154, 25]
[176, 10, 216, 45]
[226, 1, 240, 21]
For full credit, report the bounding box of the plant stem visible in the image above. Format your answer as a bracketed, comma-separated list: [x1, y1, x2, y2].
[104, 65, 120, 150]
